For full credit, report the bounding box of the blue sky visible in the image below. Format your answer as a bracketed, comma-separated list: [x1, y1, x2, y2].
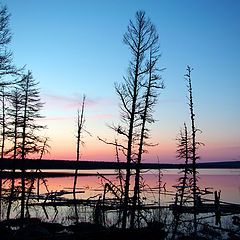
[3, 0, 240, 162]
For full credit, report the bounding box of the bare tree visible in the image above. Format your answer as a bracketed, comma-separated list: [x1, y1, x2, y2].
[0, 86, 8, 159]
[130, 45, 164, 228]
[185, 66, 201, 234]
[73, 95, 86, 223]
[114, 11, 159, 228]
[0, 85, 8, 219]
[36, 137, 50, 200]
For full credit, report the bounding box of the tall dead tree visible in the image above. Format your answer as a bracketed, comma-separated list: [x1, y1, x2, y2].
[73, 95, 86, 223]
[0, 85, 8, 219]
[36, 137, 50, 200]
[185, 66, 199, 234]
[130, 46, 164, 228]
[115, 11, 159, 229]
[0, 86, 8, 160]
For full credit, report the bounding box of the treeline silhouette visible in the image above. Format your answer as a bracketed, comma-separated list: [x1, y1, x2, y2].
[0, 4, 49, 222]
[0, 158, 239, 170]
[0, 4, 239, 239]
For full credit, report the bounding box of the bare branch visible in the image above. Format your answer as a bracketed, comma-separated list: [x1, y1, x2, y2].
[97, 137, 128, 151]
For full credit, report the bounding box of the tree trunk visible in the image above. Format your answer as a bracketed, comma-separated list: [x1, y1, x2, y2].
[20, 74, 30, 221]
[186, 66, 197, 234]
[73, 95, 85, 223]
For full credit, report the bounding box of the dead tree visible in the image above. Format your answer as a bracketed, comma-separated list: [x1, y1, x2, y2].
[0, 86, 8, 160]
[115, 11, 159, 229]
[130, 45, 164, 228]
[185, 66, 199, 234]
[171, 123, 192, 240]
[114, 140, 124, 195]
[36, 137, 50, 199]
[157, 157, 164, 222]
[73, 95, 86, 223]
[176, 123, 192, 206]
[0, 86, 8, 219]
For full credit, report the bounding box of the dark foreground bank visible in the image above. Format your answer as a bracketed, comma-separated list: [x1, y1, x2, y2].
[0, 218, 167, 240]
[1, 217, 240, 240]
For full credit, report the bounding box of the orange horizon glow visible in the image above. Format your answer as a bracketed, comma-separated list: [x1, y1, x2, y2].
[3, 170, 239, 204]
[45, 140, 240, 163]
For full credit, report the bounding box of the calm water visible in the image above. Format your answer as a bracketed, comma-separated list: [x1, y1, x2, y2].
[2, 168, 240, 226]
[37, 168, 240, 202]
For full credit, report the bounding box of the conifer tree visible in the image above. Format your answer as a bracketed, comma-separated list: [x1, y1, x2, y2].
[6, 87, 23, 219]
[185, 66, 202, 234]
[130, 45, 164, 228]
[18, 71, 45, 220]
[115, 11, 159, 228]
[0, 6, 21, 86]
[176, 123, 192, 205]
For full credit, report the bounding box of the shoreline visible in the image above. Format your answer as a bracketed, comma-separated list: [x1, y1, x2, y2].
[0, 171, 114, 179]
[0, 159, 240, 170]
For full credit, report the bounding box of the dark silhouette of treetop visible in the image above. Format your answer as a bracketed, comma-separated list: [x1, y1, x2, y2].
[0, 6, 21, 85]
[111, 10, 163, 229]
[123, 11, 158, 56]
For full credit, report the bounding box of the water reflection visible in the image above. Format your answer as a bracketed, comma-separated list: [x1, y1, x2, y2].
[7, 168, 238, 204]
[2, 168, 240, 226]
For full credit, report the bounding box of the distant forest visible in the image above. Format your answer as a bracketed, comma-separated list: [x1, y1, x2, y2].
[1, 158, 239, 170]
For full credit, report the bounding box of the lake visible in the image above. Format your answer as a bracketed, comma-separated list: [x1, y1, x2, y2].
[31, 168, 240, 204]
[1, 168, 240, 233]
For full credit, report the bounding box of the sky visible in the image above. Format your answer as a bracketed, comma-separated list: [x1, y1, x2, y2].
[2, 0, 240, 163]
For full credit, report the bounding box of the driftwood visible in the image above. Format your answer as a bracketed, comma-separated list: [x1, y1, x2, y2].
[170, 203, 240, 214]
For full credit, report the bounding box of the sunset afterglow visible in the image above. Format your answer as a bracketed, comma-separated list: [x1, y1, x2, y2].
[3, 0, 240, 163]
